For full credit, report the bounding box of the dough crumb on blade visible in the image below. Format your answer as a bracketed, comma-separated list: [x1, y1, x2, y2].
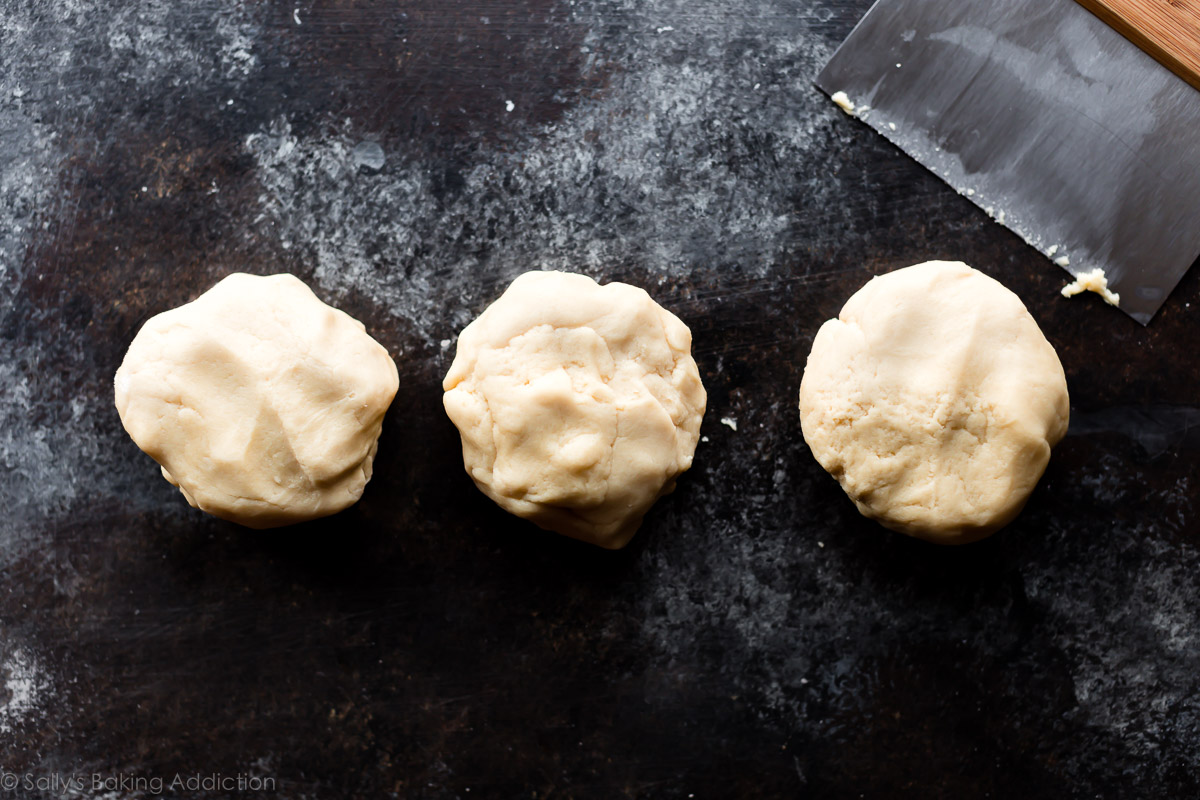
[830, 90, 858, 116]
[114, 273, 399, 528]
[443, 270, 706, 549]
[798, 261, 1069, 545]
[1061, 268, 1121, 307]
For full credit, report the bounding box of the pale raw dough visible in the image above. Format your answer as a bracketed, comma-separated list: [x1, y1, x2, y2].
[830, 90, 858, 116]
[442, 270, 706, 549]
[1061, 268, 1120, 307]
[114, 273, 399, 528]
[798, 261, 1069, 544]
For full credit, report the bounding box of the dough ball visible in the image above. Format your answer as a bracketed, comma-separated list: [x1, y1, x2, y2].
[798, 261, 1069, 544]
[115, 273, 399, 528]
[443, 270, 706, 549]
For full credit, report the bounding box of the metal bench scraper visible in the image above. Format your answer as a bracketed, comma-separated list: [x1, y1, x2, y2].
[816, 0, 1200, 324]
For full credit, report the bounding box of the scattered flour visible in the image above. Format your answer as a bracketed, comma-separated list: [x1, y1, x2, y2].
[351, 141, 386, 172]
[0, 0, 257, 563]
[7, 2, 1197, 782]
[0, 647, 49, 734]
[243, 0, 838, 343]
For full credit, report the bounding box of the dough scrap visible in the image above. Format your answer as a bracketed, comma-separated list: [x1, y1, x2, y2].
[114, 273, 399, 528]
[831, 91, 858, 116]
[798, 261, 1069, 544]
[1061, 268, 1120, 307]
[442, 270, 706, 549]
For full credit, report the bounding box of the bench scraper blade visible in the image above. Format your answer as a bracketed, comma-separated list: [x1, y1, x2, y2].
[816, 0, 1200, 324]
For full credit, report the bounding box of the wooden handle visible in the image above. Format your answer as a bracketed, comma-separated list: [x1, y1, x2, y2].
[1075, 0, 1200, 91]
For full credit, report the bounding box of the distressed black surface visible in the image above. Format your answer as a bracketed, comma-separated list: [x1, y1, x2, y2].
[1, 0, 1198, 797]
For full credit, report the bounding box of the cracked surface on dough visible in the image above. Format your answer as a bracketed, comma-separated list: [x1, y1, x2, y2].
[799, 261, 1069, 544]
[114, 273, 399, 528]
[443, 270, 706, 549]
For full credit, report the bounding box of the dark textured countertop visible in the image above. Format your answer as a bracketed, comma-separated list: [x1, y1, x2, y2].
[2, 1, 1199, 797]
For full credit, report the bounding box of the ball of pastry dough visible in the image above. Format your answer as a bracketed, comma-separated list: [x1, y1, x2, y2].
[798, 261, 1069, 544]
[442, 270, 706, 549]
[115, 273, 399, 528]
